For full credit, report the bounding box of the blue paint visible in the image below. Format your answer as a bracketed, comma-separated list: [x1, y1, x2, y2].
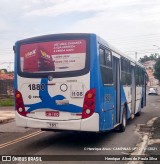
[89, 34, 133, 131]
[90, 35, 116, 131]
[90, 34, 100, 114]
[14, 42, 18, 111]
[25, 78, 82, 113]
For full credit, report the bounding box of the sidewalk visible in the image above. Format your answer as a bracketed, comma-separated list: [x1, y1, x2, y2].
[0, 106, 15, 124]
[128, 117, 160, 164]
[144, 117, 160, 163]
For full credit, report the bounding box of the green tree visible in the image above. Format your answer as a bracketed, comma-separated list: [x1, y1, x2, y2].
[153, 57, 160, 81]
[139, 55, 149, 63]
[138, 53, 160, 63]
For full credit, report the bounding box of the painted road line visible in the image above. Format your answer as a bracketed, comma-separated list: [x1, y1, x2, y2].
[0, 130, 44, 149]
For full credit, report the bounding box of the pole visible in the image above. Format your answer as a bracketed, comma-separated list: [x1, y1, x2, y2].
[135, 52, 137, 61]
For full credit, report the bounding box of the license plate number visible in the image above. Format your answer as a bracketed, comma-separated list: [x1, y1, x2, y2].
[45, 111, 59, 117]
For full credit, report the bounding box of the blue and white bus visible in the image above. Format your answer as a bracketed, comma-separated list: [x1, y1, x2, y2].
[14, 33, 147, 132]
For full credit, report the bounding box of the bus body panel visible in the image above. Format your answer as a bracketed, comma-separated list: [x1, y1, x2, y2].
[95, 39, 117, 131]
[121, 85, 131, 119]
[17, 73, 90, 121]
[16, 111, 99, 132]
[135, 86, 143, 113]
[123, 86, 132, 113]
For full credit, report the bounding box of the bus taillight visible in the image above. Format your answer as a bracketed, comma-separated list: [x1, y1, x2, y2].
[15, 90, 27, 117]
[82, 88, 96, 119]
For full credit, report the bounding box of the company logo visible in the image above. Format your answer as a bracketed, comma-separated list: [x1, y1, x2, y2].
[2, 156, 11, 162]
[25, 49, 36, 58]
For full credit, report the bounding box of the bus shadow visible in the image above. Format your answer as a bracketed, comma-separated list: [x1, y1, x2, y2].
[26, 129, 117, 154]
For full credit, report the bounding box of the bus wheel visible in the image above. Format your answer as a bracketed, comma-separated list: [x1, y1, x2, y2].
[119, 107, 127, 132]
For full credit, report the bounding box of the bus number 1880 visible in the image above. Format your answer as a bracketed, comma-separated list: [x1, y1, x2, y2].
[28, 84, 45, 90]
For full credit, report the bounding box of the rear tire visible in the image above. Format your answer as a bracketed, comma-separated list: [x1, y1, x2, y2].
[119, 107, 127, 132]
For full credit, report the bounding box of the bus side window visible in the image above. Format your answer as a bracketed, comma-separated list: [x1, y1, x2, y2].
[121, 58, 126, 86]
[121, 58, 131, 86]
[99, 48, 105, 65]
[140, 67, 144, 86]
[105, 49, 112, 67]
[99, 47, 113, 85]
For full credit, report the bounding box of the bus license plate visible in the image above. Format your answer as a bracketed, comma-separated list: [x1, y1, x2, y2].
[45, 111, 59, 117]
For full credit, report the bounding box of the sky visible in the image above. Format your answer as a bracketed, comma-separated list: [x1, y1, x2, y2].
[0, 0, 160, 70]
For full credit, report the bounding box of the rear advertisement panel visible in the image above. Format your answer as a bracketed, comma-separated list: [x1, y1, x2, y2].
[20, 40, 86, 73]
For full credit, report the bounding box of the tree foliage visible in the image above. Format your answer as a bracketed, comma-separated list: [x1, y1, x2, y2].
[153, 57, 160, 81]
[138, 53, 160, 63]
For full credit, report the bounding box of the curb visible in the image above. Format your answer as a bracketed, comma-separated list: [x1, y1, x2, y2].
[0, 111, 15, 124]
[0, 117, 15, 124]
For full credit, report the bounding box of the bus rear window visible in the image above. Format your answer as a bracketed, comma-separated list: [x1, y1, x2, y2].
[20, 39, 86, 73]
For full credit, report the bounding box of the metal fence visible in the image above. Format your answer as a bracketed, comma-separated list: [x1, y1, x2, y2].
[0, 79, 14, 97]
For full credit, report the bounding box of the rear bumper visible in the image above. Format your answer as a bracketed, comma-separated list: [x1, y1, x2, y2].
[15, 112, 99, 132]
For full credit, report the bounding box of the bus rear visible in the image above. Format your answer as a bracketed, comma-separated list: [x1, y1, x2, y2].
[14, 34, 99, 132]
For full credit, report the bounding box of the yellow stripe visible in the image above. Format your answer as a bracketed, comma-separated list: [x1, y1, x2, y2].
[0, 130, 44, 149]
